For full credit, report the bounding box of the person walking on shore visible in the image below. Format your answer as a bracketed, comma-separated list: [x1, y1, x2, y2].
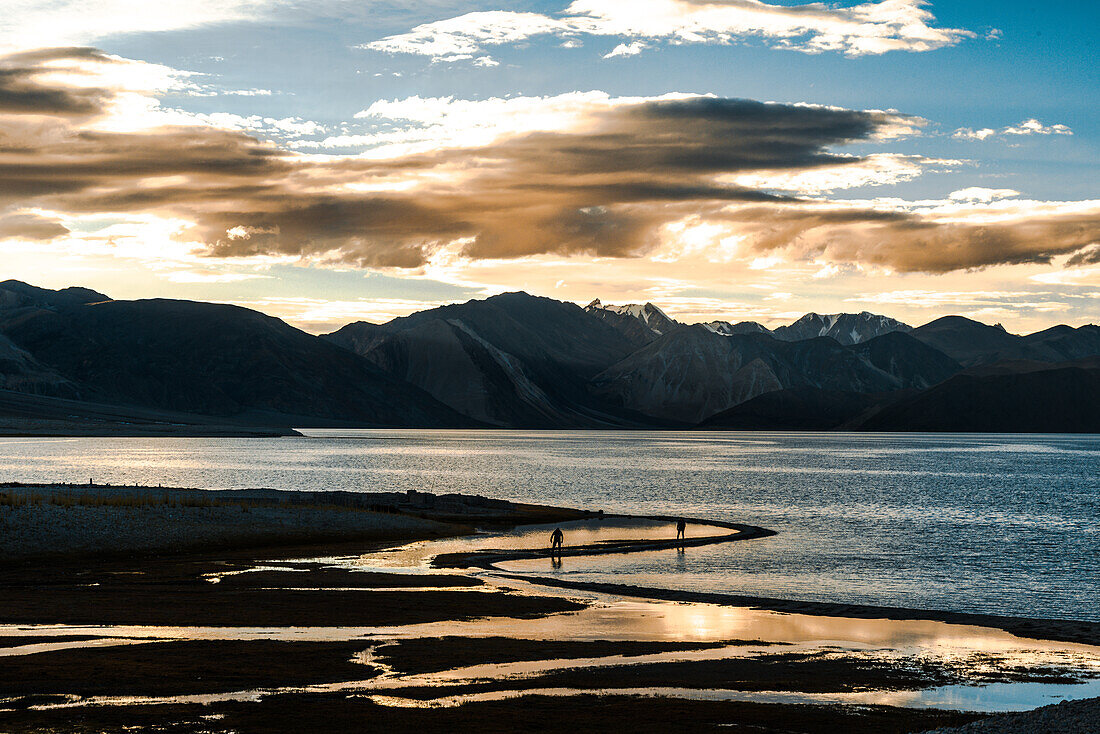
[550, 527, 564, 554]
[676, 518, 686, 541]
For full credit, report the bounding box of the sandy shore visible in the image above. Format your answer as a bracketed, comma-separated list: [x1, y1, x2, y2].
[0, 483, 591, 561]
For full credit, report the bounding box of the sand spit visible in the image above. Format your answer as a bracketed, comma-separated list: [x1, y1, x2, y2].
[0, 483, 592, 561]
[433, 515, 775, 569]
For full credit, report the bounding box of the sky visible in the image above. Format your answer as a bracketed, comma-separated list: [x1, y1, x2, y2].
[0, 0, 1097, 334]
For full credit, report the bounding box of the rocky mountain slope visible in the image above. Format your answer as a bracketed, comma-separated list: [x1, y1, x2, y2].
[324, 292, 655, 427]
[590, 328, 953, 424]
[771, 312, 912, 345]
[584, 299, 680, 344]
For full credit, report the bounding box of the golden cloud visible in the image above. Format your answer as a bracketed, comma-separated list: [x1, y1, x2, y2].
[1, 48, 1097, 274]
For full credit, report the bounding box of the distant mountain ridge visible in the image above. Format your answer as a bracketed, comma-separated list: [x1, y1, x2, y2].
[771, 312, 912, 345]
[911, 316, 1100, 366]
[590, 326, 957, 424]
[3, 279, 1099, 432]
[587, 298, 913, 346]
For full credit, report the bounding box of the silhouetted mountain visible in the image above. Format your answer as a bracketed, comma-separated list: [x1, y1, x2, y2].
[853, 359, 1100, 432]
[590, 326, 940, 424]
[0, 279, 108, 311]
[850, 331, 961, 390]
[772, 311, 911, 345]
[584, 299, 680, 344]
[0, 283, 471, 428]
[909, 317, 1100, 367]
[908, 316, 1026, 366]
[325, 292, 655, 427]
[699, 387, 880, 430]
[0, 332, 77, 397]
[4, 280, 1097, 432]
[1021, 324, 1100, 362]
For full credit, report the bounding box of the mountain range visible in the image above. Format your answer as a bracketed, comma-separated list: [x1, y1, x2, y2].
[2, 280, 1098, 433]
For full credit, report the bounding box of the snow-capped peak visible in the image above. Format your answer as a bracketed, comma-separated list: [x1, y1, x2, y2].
[585, 299, 679, 336]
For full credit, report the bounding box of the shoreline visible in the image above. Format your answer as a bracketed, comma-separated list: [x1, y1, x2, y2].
[3, 482, 1097, 648]
[0, 483, 594, 563]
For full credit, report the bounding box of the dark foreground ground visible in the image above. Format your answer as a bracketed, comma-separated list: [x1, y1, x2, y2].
[1, 694, 982, 734]
[0, 496, 1096, 733]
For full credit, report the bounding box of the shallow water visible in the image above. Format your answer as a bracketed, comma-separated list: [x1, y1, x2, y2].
[1, 430, 1097, 620]
[332, 517, 714, 571]
[5, 521, 1100, 714]
[7, 581, 1100, 713]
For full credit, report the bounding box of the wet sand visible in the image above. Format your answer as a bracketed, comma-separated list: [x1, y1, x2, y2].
[0, 556, 583, 628]
[0, 640, 377, 699]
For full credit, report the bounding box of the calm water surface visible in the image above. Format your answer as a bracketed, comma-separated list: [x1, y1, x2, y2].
[1, 430, 1096, 621]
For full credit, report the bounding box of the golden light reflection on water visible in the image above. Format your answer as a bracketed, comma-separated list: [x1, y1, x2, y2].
[330, 518, 713, 571]
[4, 518, 1100, 716]
[4, 582, 1100, 715]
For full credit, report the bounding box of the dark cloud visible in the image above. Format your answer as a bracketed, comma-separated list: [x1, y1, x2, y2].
[726, 206, 1100, 273]
[1, 47, 1097, 273]
[1066, 244, 1100, 267]
[0, 47, 116, 116]
[0, 213, 69, 240]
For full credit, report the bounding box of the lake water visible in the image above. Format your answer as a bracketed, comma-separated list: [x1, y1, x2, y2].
[1, 430, 1097, 621]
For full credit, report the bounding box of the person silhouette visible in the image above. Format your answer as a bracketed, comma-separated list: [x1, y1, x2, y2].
[676, 518, 686, 541]
[550, 527, 564, 554]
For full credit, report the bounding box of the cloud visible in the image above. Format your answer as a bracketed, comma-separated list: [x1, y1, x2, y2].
[604, 41, 647, 58]
[730, 153, 942, 194]
[362, 0, 974, 62]
[720, 198, 1100, 273]
[2, 47, 1098, 278]
[223, 296, 471, 332]
[953, 119, 1073, 141]
[0, 212, 69, 240]
[852, 289, 1035, 307]
[948, 187, 1019, 202]
[0, 1, 281, 52]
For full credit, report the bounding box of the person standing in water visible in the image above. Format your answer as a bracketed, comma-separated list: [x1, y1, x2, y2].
[550, 527, 564, 554]
[676, 518, 686, 541]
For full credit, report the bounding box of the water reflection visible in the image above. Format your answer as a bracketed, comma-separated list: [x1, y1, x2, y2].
[332, 517, 712, 572]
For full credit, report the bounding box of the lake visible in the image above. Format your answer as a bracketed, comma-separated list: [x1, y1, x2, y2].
[1, 430, 1096, 621]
